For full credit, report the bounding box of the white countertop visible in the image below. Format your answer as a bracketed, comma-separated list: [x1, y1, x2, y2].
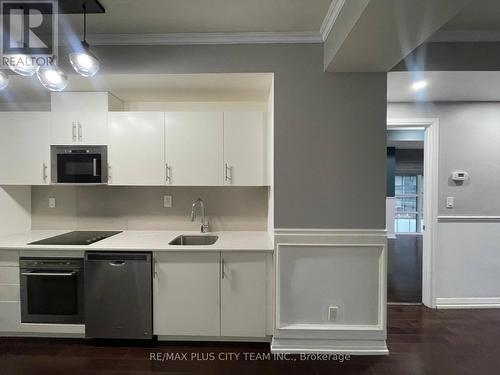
[0, 230, 274, 252]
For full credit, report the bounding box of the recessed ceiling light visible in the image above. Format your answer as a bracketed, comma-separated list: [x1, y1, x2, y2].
[411, 80, 427, 91]
[0, 71, 8, 90]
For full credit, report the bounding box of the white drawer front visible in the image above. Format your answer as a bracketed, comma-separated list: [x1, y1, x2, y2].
[0, 251, 19, 267]
[0, 284, 20, 302]
[0, 301, 21, 332]
[0, 267, 19, 284]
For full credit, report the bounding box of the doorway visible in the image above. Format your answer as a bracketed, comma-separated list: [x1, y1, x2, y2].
[387, 119, 439, 307]
[387, 137, 424, 303]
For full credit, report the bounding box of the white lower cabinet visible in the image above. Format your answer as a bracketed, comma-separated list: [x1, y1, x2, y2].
[0, 253, 20, 333]
[153, 252, 220, 336]
[221, 252, 267, 337]
[153, 251, 268, 339]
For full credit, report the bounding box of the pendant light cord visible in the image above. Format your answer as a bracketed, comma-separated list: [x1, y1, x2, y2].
[83, 2, 87, 43]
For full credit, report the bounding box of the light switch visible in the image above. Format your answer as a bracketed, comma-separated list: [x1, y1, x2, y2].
[48, 197, 56, 208]
[446, 196, 454, 209]
[163, 195, 172, 208]
[328, 306, 338, 321]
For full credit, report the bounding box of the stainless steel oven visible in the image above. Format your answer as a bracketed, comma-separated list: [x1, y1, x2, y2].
[51, 145, 107, 184]
[20, 258, 84, 324]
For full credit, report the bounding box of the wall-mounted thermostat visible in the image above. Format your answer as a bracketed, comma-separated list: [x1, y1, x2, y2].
[452, 171, 468, 181]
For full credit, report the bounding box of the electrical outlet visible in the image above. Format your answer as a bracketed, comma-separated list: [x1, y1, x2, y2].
[163, 195, 172, 208]
[48, 197, 56, 208]
[328, 306, 338, 322]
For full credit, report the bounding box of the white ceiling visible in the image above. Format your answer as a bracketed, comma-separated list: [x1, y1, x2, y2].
[0, 73, 273, 104]
[60, 0, 331, 39]
[431, 0, 500, 42]
[388, 71, 500, 102]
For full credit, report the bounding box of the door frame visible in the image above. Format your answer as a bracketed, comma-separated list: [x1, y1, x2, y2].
[387, 118, 439, 308]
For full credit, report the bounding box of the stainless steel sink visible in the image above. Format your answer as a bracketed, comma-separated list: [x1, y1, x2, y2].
[168, 235, 219, 246]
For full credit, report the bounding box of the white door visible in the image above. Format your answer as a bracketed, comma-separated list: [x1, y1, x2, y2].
[50, 92, 108, 145]
[223, 112, 266, 186]
[108, 112, 165, 185]
[153, 252, 220, 336]
[221, 252, 267, 337]
[0, 112, 50, 185]
[165, 112, 223, 185]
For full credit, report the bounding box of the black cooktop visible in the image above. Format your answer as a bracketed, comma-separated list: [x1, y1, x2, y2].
[29, 231, 122, 246]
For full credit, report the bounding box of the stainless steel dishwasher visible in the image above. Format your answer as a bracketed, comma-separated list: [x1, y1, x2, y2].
[84, 252, 152, 339]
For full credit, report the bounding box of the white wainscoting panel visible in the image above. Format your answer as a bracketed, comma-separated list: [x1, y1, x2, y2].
[436, 221, 500, 308]
[271, 229, 388, 355]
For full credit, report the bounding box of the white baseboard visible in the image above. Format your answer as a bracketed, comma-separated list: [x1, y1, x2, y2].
[271, 338, 388, 355]
[436, 297, 500, 309]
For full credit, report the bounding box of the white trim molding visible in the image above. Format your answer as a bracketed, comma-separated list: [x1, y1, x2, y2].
[436, 298, 500, 309]
[438, 216, 500, 222]
[320, 0, 346, 41]
[387, 118, 440, 309]
[75, 1, 346, 46]
[87, 32, 323, 46]
[271, 228, 388, 355]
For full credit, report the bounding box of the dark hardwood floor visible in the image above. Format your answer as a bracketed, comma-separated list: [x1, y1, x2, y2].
[388, 235, 423, 303]
[2, 305, 500, 374]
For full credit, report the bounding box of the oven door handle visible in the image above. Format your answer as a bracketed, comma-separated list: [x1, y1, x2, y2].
[21, 271, 76, 277]
[93, 158, 98, 177]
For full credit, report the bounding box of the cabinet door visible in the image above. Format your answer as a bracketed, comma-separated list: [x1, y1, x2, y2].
[153, 252, 220, 336]
[223, 112, 265, 186]
[50, 92, 108, 145]
[221, 252, 267, 337]
[0, 112, 50, 185]
[108, 112, 165, 185]
[165, 112, 223, 185]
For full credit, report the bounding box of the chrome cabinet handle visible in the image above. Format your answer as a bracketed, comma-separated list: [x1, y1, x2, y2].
[225, 163, 232, 184]
[21, 271, 75, 277]
[153, 260, 158, 278]
[221, 257, 225, 279]
[77, 122, 82, 142]
[42, 162, 48, 182]
[165, 164, 171, 184]
[108, 165, 111, 183]
[72, 122, 77, 142]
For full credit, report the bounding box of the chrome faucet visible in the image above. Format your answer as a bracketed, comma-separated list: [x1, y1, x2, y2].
[191, 198, 209, 233]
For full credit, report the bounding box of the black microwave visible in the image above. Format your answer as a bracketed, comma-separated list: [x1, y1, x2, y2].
[51, 145, 108, 184]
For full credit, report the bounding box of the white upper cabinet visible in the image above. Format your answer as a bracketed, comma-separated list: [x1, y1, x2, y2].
[0, 112, 50, 185]
[165, 112, 223, 186]
[108, 112, 165, 185]
[223, 111, 266, 186]
[221, 252, 267, 337]
[50, 92, 123, 145]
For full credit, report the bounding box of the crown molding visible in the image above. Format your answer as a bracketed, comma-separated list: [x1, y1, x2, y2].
[429, 30, 500, 43]
[86, 31, 323, 46]
[320, 0, 346, 41]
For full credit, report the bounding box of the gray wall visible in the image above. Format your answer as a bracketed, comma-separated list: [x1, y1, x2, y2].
[58, 44, 387, 229]
[31, 186, 268, 231]
[392, 42, 500, 71]
[388, 102, 500, 216]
